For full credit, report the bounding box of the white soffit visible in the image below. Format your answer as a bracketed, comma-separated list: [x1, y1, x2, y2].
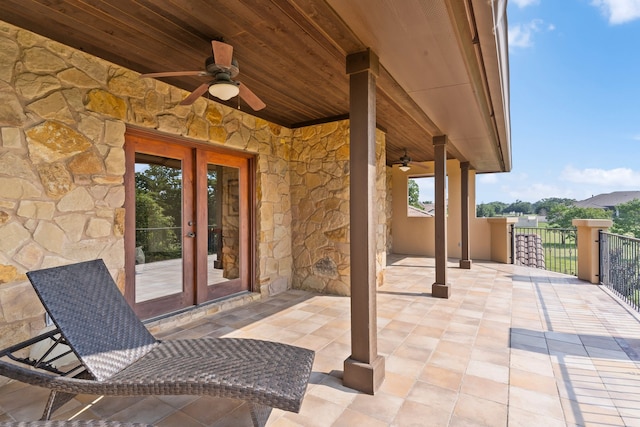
[327, 0, 498, 169]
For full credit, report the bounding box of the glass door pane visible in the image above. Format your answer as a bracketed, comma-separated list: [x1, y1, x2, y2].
[134, 154, 184, 303]
[207, 164, 240, 286]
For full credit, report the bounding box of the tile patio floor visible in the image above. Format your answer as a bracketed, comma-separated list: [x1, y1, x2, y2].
[2, 255, 640, 426]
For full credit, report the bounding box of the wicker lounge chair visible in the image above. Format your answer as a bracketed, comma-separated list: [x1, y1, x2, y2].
[0, 422, 153, 427]
[0, 260, 314, 427]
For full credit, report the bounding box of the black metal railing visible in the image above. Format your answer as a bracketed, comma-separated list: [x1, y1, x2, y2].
[599, 231, 640, 311]
[513, 226, 577, 276]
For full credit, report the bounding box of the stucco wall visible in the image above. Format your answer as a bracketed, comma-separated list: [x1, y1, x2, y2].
[390, 159, 498, 261]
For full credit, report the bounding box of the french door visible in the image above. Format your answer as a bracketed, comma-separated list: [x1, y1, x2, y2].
[124, 129, 253, 319]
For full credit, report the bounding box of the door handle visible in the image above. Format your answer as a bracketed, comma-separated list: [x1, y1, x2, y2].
[186, 232, 196, 238]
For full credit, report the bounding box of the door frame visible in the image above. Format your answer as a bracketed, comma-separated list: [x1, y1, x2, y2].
[124, 127, 255, 318]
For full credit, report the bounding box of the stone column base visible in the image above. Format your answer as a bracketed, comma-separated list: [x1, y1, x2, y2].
[459, 259, 472, 269]
[343, 355, 385, 395]
[432, 283, 451, 299]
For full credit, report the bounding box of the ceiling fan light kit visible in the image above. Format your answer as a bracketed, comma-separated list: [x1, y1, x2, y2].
[140, 40, 265, 110]
[209, 80, 240, 100]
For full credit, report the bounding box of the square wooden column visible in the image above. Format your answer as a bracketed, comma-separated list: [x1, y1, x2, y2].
[459, 162, 472, 269]
[343, 48, 385, 394]
[432, 135, 450, 298]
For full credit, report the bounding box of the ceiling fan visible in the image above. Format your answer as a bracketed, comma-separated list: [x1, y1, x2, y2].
[394, 148, 413, 172]
[140, 40, 266, 110]
[392, 149, 432, 173]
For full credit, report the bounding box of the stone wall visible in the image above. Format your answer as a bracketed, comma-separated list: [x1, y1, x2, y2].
[0, 21, 293, 349]
[0, 19, 391, 353]
[289, 121, 386, 295]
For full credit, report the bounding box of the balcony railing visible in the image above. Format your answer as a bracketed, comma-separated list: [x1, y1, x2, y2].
[512, 226, 577, 276]
[599, 231, 640, 311]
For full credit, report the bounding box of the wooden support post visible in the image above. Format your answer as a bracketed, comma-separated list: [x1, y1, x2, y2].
[433, 135, 450, 298]
[459, 162, 472, 269]
[343, 48, 385, 394]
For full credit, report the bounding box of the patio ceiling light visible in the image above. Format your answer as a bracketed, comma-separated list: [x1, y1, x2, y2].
[208, 80, 240, 101]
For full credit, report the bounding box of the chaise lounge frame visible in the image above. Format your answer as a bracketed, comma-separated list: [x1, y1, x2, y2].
[0, 260, 314, 427]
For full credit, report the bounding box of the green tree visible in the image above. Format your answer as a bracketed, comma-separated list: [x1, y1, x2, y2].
[504, 200, 533, 215]
[547, 205, 612, 229]
[477, 203, 496, 217]
[135, 165, 182, 224]
[611, 199, 640, 238]
[408, 179, 421, 209]
[135, 190, 178, 261]
[477, 201, 507, 217]
[533, 198, 575, 215]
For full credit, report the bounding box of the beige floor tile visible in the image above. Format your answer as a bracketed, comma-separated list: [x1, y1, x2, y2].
[331, 408, 388, 427]
[379, 371, 415, 398]
[282, 394, 346, 427]
[465, 360, 509, 384]
[419, 365, 463, 391]
[348, 391, 404, 423]
[179, 397, 244, 426]
[509, 386, 564, 420]
[508, 405, 566, 427]
[459, 375, 508, 405]
[406, 381, 458, 414]
[308, 374, 359, 407]
[392, 400, 452, 427]
[452, 393, 507, 427]
[509, 368, 558, 395]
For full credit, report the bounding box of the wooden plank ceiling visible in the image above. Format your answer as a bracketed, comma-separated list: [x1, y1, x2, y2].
[0, 0, 510, 172]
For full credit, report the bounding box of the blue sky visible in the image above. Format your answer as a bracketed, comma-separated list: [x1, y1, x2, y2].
[420, 0, 640, 205]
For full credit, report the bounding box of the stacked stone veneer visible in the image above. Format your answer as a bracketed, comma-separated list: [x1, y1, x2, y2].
[0, 20, 388, 349]
[289, 122, 387, 295]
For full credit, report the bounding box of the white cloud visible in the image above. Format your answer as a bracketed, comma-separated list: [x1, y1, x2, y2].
[561, 165, 640, 187]
[508, 19, 554, 48]
[477, 174, 498, 184]
[512, 0, 540, 7]
[591, 0, 640, 24]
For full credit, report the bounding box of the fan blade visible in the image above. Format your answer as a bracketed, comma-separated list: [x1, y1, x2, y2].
[238, 83, 266, 111]
[211, 41, 233, 68]
[140, 71, 206, 78]
[179, 82, 211, 105]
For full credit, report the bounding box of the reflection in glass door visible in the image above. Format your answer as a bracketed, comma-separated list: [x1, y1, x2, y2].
[134, 156, 184, 303]
[206, 164, 240, 286]
[196, 150, 249, 303]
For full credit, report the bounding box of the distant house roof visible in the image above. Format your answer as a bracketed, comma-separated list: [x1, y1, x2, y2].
[574, 191, 640, 209]
[408, 205, 434, 217]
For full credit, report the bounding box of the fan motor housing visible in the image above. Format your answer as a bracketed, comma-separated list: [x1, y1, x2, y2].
[205, 56, 239, 78]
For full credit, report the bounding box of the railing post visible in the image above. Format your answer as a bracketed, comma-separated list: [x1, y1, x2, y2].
[573, 219, 613, 284]
[598, 230, 604, 285]
[510, 223, 515, 264]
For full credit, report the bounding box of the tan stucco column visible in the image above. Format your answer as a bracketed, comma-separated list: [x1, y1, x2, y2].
[573, 219, 613, 284]
[433, 135, 450, 298]
[459, 162, 472, 269]
[487, 217, 517, 263]
[343, 48, 385, 394]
